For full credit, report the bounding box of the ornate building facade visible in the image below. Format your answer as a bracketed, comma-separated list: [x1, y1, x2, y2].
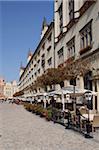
[18, 0, 99, 111]
[0, 77, 5, 99]
[4, 80, 18, 98]
[18, 20, 54, 97]
[54, 0, 99, 111]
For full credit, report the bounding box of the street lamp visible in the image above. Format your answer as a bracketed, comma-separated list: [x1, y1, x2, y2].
[43, 93, 47, 108]
[84, 91, 93, 138]
[65, 93, 71, 128]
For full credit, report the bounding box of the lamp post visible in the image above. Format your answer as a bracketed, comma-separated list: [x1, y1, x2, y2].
[65, 93, 71, 128]
[44, 93, 47, 108]
[84, 91, 93, 138]
[61, 90, 65, 112]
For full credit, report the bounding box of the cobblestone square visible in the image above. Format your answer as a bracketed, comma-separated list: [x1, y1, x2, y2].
[0, 103, 99, 150]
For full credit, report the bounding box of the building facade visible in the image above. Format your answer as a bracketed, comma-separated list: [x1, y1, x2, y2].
[4, 80, 18, 98]
[18, 20, 54, 97]
[18, 0, 99, 111]
[0, 77, 5, 99]
[54, 0, 99, 111]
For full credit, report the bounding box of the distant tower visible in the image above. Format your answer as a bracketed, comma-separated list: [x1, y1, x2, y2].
[27, 49, 33, 63]
[19, 62, 25, 77]
[41, 17, 48, 39]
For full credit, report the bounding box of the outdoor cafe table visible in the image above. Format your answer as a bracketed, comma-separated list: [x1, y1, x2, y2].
[81, 114, 94, 121]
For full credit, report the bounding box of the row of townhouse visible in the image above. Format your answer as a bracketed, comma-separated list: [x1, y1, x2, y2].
[18, 0, 99, 111]
[18, 20, 55, 97]
[0, 77, 18, 99]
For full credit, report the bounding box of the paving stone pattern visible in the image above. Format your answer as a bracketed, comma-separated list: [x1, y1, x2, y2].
[0, 103, 99, 150]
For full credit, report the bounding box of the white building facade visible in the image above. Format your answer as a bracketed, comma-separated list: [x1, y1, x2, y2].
[18, 0, 99, 111]
[4, 80, 18, 98]
[18, 21, 54, 97]
[54, 0, 99, 111]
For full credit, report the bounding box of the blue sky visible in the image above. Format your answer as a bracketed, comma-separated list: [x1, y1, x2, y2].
[0, 0, 53, 82]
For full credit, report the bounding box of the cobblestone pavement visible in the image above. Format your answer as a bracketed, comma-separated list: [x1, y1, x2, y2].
[0, 103, 99, 150]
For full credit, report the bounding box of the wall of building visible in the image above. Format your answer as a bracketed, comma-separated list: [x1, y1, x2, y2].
[54, 0, 99, 111]
[18, 22, 54, 96]
[4, 81, 18, 98]
[0, 77, 5, 97]
[18, 0, 99, 111]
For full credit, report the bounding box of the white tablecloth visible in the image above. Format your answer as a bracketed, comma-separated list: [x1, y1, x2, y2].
[81, 114, 94, 121]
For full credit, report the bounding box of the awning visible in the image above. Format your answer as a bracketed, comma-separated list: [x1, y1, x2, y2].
[47, 85, 98, 97]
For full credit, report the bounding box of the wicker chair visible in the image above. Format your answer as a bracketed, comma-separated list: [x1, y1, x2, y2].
[92, 115, 99, 131]
[79, 106, 88, 115]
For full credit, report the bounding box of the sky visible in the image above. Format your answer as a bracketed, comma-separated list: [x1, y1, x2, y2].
[0, 0, 54, 82]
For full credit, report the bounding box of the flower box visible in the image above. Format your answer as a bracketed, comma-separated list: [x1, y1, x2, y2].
[79, 45, 92, 55]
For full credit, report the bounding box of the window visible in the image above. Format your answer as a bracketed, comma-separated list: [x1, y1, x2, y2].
[42, 43, 45, 50]
[48, 33, 52, 41]
[35, 72, 37, 77]
[37, 59, 40, 64]
[58, 3, 63, 33]
[48, 57, 52, 66]
[38, 69, 40, 74]
[42, 54, 45, 58]
[69, 0, 74, 21]
[34, 64, 36, 68]
[70, 78, 76, 86]
[41, 54, 45, 68]
[47, 46, 51, 52]
[67, 37, 75, 58]
[38, 51, 40, 56]
[58, 47, 63, 59]
[57, 47, 64, 65]
[34, 56, 37, 61]
[84, 71, 92, 90]
[31, 68, 33, 71]
[80, 21, 92, 50]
